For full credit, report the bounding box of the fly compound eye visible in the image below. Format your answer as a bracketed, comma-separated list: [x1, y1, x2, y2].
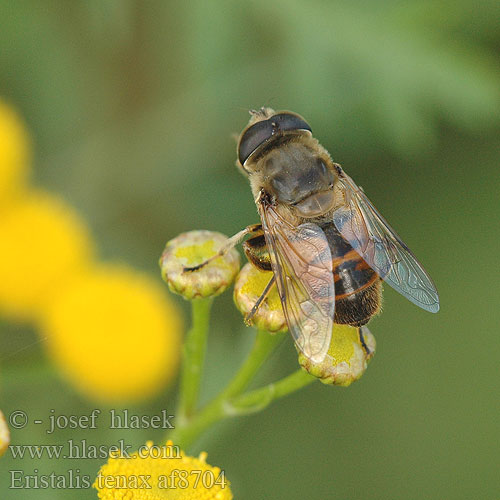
[271, 113, 312, 135]
[238, 119, 274, 166]
[238, 112, 312, 166]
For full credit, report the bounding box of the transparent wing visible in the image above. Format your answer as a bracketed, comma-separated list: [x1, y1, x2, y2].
[332, 171, 439, 312]
[258, 199, 335, 363]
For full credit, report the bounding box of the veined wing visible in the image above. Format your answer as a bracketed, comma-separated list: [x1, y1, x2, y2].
[258, 197, 335, 363]
[332, 170, 439, 313]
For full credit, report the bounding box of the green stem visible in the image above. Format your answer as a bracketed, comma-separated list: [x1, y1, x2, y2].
[220, 329, 285, 400]
[176, 298, 213, 423]
[229, 368, 316, 415]
[169, 329, 284, 448]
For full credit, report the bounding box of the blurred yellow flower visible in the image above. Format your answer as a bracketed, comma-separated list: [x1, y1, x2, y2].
[0, 410, 10, 457]
[0, 99, 30, 206]
[40, 264, 182, 402]
[94, 440, 232, 499]
[0, 189, 93, 320]
[299, 324, 376, 387]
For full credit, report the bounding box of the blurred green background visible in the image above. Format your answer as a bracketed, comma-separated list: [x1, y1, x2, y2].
[1, 0, 499, 498]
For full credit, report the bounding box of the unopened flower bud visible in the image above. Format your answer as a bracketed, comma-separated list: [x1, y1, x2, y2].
[0, 410, 10, 457]
[234, 263, 287, 333]
[299, 324, 376, 386]
[160, 230, 240, 300]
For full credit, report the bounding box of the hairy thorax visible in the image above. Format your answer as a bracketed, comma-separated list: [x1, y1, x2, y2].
[248, 135, 344, 223]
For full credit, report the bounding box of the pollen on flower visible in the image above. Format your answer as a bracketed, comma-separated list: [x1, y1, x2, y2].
[0, 410, 10, 457]
[175, 240, 218, 266]
[0, 189, 94, 320]
[160, 230, 240, 300]
[299, 324, 376, 386]
[0, 99, 30, 206]
[39, 264, 182, 402]
[234, 263, 287, 333]
[94, 440, 233, 499]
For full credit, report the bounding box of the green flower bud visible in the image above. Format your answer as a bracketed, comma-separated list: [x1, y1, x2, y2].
[160, 230, 240, 300]
[299, 324, 376, 386]
[233, 263, 287, 333]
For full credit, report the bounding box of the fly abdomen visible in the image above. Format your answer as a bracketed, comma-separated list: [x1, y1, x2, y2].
[321, 223, 382, 326]
[333, 249, 379, 300]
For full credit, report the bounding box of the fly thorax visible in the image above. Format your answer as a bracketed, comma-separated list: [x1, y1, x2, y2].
[262, 145, 335, 217]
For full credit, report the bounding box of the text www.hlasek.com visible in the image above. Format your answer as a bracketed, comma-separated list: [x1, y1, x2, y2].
[9, 439, 180, 460]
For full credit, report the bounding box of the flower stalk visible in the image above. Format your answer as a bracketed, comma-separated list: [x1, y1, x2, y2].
[169, 327, 297, 449]
[229, 368, 315, 415]
[219, 329, 285, 400]
[176, 297, 213, 424]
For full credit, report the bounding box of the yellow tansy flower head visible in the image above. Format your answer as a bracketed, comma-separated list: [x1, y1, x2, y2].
[94, 440, 232, 499]
[0, 99, 30, 206]
[160, 231, 240, 300]
[233, 263, 287, 333]
[40, 264, 182, 402]
[299, 324, 376, 386]
[0, 410, 10, 457]
[0, 189, 93, 320]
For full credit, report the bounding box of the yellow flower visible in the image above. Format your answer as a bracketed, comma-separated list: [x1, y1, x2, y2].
[299, 324, 376, 386]
[39, 264, 182, 402]
[160, 231, 240, 300]
[94, 440, 233, 499]
[0, 99, 30, 207]
[233, 263, 286, 333]
[0, 410, 10, 457]
[0, 189, 93, 320]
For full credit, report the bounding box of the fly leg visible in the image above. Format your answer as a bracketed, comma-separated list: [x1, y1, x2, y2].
[244, 275, 276, 325]
[242, 228, 271, 271]
[242, 229, 277, 324]
[183, 224, 262, 272]
[358, 326, 372, 356]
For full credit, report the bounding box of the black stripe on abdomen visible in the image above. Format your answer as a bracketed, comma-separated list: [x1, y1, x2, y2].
[320, 223, 379, 299]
